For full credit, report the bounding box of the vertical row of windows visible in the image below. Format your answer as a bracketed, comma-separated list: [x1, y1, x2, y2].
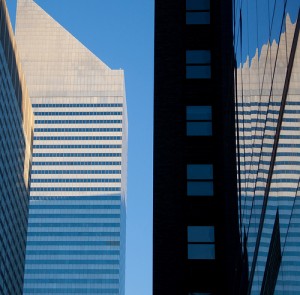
[185, 3, 215, 292]
[187, 226, 215, 259]
[186, 0, 210, 25]
[187, 164, 214, 196]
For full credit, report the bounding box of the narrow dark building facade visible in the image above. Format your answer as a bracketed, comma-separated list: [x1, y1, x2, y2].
[153, 0, 241, 294]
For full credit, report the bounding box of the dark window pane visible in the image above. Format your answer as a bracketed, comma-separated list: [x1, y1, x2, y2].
[187, 164, 213, 180]
[186, 106, 212, 120]
[186, 0, 210, 10]
[188, 244, 215, 259]
[186, 66, 211, 79]
[186, 12, 210, 24]
[187, 181, 214, 196]
[188, 226, 215, 242]
[186, 50, 211, 64]
[187, 122, 212, 136]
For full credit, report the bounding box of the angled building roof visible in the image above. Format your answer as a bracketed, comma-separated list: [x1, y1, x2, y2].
[15, 0, 125, 99]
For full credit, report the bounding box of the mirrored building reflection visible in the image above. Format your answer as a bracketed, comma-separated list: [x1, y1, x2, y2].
[15, 0, 127, 294]
[235, 0, 300, 293]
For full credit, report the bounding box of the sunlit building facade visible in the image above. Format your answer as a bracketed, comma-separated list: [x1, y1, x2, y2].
[235, 1, 300, 293]
[15, 0, 127, 294]
[0, 0, 34, 294]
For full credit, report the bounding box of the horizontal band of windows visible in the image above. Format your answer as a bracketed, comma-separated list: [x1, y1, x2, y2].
[32, 161, 122, 166]
[35, 120, 122, 124]
[31, 179, 121, 183]
[31, 170, 121, 175]
[186, 66, 211, 79]
[34, 111, 122, 116]
[188, 244, 215, 260]
[29, 214, 120, 218]
[186, 0, 210, 10]
[26, 250, 120, 256]
[33, 136, 122, 141]
[25, 260, 119, 265]
[187, 122, 212, 136]
[25, 269, 119, 274]
[28, 223, 120, 228]
[26, 241, 120, 246]
[239, 135, 300, 140]
[32, 103, 123, 108]
[187, 181, 214, 196]
[23, 288, 119, 294]
[30, 187, 121, 192]
[186, 12, 210, 24]
[33, 145, 122, 149]
[32, 153, 121, 157]
[29, 205, 120, 210]
[29, 196, 121, 201]
[24, 278, 119, 284]
[239, 178, 300, 184]
[27, 232, 120, 237]
[35, 128, 122, 132]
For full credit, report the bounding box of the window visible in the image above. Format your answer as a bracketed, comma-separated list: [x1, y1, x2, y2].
[186, 0, 210, 25]
[186, 106, 212, 136]
[187, 164, 214, 196]
[187, 226, 215, 259]
[186, 50, 211, 79]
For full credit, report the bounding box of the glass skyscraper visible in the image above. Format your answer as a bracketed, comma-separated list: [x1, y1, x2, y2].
[235, 0, 300, 293]
[15, 0, 127, 294]
[0, 0, 34, 293]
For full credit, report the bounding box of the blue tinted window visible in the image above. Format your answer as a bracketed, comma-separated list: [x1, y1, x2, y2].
[186, 0, 210, 10]
[186, 106, 212, 120]
[188, 244, 215, 259]
[186, 50, 211, 64]
[186, 12, 210, 24]
[187, 164, 213, 180]
[187, 181, 214, 196]
[187, 122, 212, 136]
[186, 65, 211, 79]
[188, 226, 214, 242]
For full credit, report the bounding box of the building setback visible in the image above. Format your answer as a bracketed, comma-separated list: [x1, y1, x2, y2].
[0, 0, 34, 294]
[235, 1, 300, 293]
[153, 0, 241, 294]
[15, 0, 127, 294]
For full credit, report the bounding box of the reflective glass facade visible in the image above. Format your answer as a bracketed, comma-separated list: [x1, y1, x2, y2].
[235, 0, 300, 293]
[0, 0, 34, 294]
[15, 0, 127, 294]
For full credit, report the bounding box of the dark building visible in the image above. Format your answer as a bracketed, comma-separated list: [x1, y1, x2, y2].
[153, 0, 241, 294]
[0, 0, 34, 293]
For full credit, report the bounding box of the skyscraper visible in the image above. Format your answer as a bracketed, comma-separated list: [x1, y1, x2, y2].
[0, 0, 34, 293]
[235, 1, 300, 293]
[15, 0, 127, 294]
[153, 0, 241, 294]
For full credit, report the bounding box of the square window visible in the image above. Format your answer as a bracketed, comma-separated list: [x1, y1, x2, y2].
[187, 181, 214, 196]
[187, 164, 213, 180]
[186, 0, 210, 11]
[188, 244, 215, 259]
[188, 226, 215, 242]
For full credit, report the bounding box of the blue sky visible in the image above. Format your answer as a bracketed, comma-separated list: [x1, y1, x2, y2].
[6, 0, 154, 294]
